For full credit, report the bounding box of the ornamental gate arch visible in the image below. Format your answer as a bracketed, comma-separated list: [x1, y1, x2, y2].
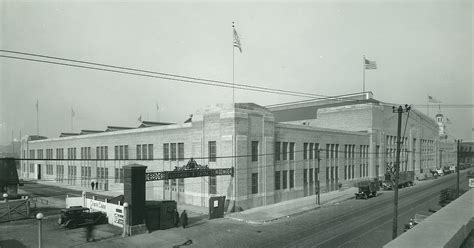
[123, 159, 233, 235]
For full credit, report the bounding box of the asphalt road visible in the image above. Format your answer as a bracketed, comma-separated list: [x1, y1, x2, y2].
[2, 170, 471, 248]
[257, 171, 471, 248]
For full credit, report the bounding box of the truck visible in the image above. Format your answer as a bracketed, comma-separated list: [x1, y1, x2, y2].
[382, 171, 414, 190]
[355, 179, 379, 199]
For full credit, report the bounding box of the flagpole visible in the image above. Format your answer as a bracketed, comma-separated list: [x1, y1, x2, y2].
[71, 108, 74, 133]
[427, 94, 429, 117]
[232, 22, 235, 104]
[36, 100, 39, 135]
[363, 55, 366, 93]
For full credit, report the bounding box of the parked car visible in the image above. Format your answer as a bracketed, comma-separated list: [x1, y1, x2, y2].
[449, 166, 456, 173]
[58, 206, 107, 229]
[435, 168, 444, 176]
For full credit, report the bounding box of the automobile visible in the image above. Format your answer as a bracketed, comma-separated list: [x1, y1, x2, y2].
[58, 206, 107, 229]
[449, 166, 456, 174]
[435, 168, 444, 176]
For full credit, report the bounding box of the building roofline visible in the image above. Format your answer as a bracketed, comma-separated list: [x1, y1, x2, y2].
[275, 123, 370, 136]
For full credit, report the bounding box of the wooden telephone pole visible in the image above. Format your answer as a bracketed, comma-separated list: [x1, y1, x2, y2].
[392, 105, 411, 240]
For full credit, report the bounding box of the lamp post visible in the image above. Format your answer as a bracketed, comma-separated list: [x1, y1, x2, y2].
[122, 202, 129, 237]
[3, 193, 8, 202]
[36, 212, 44, 248]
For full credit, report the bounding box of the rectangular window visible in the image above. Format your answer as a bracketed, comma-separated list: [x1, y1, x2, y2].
[289, 142, 295, 161]
[275, 142, 281, 161]
[309, 168, 314, 183]
[251, 173, 258, 194]
[142, 144, 147, 160]
[303, 143, 308, 160]
[309, 143, 314, 160]
[208, 141, 216, 162]
[136, 145, 141, 160]
[344, 166, 347, 180]
[114, 146, 118, 160]
[282, 142, 288, 160]
[114, 168, 119, 183]
[252, 141, 259, 162]
[171, 143, 177, 161]
[304, 169, 307, 184]
[148, 144, 153, 160]
[315, 143, 320, 159]
[331, 167, 334, 179]
[178, 143, 184, 161]
[289, 170, 294, 189]
[335, 166, 338, 179]
[163, 144, 169, 161]
[275, 171, 281, 190]
[209, 176, 217, 194]
[335, 144, 339, 158]
[326, 144, 330, 158]
[283, 170, 288, 189]
[119, 145, 124, 160]
[123, 146, 128, 160]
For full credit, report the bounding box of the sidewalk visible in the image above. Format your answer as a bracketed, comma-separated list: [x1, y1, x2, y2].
[226, 187, 358, 224]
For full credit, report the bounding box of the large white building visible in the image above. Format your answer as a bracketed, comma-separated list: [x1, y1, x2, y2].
[20, 93, 455, 210]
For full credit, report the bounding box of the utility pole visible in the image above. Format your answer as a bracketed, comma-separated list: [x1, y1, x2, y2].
[456, 139, 461, 197]
[392, 105, 410, 240]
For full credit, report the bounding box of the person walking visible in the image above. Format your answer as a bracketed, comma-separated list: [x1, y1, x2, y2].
[94, 181, 98, 190]
[174, 209, 180, 228]
[180, 210, 188, 229]
[90, 180, 95, 190]
[85, 223, 95, 242]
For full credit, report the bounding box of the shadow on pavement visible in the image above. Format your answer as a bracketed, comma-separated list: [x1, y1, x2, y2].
[0, 239, 27, 248]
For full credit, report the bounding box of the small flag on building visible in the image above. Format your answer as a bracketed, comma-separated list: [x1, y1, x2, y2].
[365, 58, 377, 70]
[138, 115, 142, 122]
[233, 27, 242, 53]
[428, 95, 441, 103]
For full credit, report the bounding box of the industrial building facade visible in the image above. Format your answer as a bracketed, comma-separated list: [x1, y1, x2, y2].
[19, 93, 456, 210]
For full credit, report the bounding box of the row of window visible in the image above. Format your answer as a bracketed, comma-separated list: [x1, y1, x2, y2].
[163, 143, 185, 161]
[136, 144, 153, 160]
[114, 145, 129, 160]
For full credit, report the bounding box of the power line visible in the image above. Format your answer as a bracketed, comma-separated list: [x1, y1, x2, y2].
[0, 49, 348, 101]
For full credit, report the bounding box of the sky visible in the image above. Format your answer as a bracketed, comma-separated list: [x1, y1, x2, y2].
[0, 0, 472, 145]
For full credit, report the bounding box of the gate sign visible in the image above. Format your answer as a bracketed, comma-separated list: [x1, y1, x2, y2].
[146, 168, 234, 181]
[145, 159, 234, 181]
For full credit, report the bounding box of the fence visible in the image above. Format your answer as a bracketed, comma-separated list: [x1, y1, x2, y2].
[66, 192, 124, 228]
[0, 199, 30, 223]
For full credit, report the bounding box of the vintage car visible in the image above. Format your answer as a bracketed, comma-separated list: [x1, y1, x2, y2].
[57, 206, 107, 229]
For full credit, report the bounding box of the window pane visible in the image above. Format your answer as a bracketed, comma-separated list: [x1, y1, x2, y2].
[171, 143, 177, 161]
[290, 170, 294, 188]
[178, 143, 184, 161]
[163, 144, 169, 161]
[148, 144, 153, 160]
[252, 173, 258, 194]
[283, 171, 288, 189]
[275, 171, 280, 190]
[252, 141, 259, 162]
[282, 142, 288, 160]
[275, 142, 281, 161]
[209, 141, 216, 162]
[289, 143, 295, 161]
[136, 145, 141, 160]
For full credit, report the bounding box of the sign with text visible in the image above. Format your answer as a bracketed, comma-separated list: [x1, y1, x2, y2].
[145, 168, 234, 181]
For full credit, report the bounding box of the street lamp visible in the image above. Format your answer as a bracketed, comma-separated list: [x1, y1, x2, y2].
[3, 193, 8, 202]
[36, 212, 44, 248]
[122, 202, 129, 237]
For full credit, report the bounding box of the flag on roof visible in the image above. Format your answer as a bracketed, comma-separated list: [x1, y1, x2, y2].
[233, 27, 242, 53]
[428, 95, 441, 103]
[365, 58, 377, 70]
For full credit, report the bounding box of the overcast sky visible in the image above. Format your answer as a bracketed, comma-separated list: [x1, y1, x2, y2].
[0, 0, 472, 145]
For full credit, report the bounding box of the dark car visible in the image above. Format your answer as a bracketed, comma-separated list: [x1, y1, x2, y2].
[58, 206, 107, 229]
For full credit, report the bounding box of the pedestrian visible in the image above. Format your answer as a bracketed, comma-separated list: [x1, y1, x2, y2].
[94, 181, 98, 190]
[174, 209, 180, 228]
[180, 210, 188, 229]
[85, 223, 95, 242]
[90, 180, 94, 190]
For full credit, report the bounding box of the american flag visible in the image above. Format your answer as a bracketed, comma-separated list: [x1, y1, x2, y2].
[428, 95, 441, 103]
[365, 58, 377, 70]
[233, 28, 242, 53]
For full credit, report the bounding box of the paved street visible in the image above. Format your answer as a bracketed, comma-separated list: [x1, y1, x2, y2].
[0, 170, 471, 248]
